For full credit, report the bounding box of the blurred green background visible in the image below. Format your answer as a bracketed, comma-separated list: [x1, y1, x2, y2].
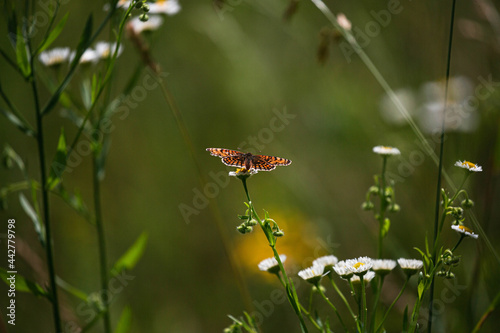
[1, 0, 500, 332]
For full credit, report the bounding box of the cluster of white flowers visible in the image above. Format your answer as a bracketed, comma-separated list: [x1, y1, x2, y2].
[285, 256, 424, 285]
[379, 76, 480, 133]
[40, 1, 183, 67]
[39, 42, 124, 67]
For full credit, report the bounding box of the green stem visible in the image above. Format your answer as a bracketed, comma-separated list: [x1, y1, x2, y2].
[376, 277, 409, 332]
[276, 275, 321, 331]
[369, 275, 384, 331]
[92, 152, 111, 333]
[428, 0, 457, 331]
[378, 156, 388, 259]
[243, 180, 307, 332]
[360, 277, 367, 331]
[31, 42, 62, 333]
[329, 276, 359, 328]
[317, 285, 349, 332]
[451, 235, 465, 252]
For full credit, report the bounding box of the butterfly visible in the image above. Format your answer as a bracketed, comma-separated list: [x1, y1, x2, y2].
[206, 148, 292, 171]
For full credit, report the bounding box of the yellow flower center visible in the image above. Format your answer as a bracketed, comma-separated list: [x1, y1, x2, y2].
[459, 225, 473, 233]
[463, 161, 477, 169]
[353, 262, 365, 269]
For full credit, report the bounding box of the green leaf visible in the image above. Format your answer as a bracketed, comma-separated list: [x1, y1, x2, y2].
[381, 218, 391, 238]
[417, 281, 425, 299]
[0, 267, 48, 298]
[56, 186, 91, 222]
[0, 108, 35, 137]
[56, 276, 88, 301]
[111, 232, 148, 275]
[402, 305, 409, 331]
[114, 306, 132, 333]
[425, 234, 431, 257]
[15, 27, 30, 78]
[81, 78, 92, 110]
[72, 14, 93, 67]
[6, 6, 18, 49]
[38, 12, 69, 52]
[19, 193, 46, 246]
[47, 128, 67, 190]
[2, 144, 26, 172]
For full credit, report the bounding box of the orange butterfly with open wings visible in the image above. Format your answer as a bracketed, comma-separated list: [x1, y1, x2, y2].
[206, 148, 292, 171]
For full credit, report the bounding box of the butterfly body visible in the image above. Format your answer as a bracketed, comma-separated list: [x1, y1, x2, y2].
[206, 148, 291, 172]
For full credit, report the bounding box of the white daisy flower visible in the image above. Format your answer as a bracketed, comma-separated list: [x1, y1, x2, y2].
[398, 258, 423, 276]
[345, 257, 373, 276]
[38, 47, 71, 66]
[103, 0, 130, 11]
[372, 259, 397, 276]
[418, 76, 479, 134]
[258, 254, 286, 274]
[69, 49, 100, 65]
[312, 255, 338, 274]
[451, 224, 479, 239]
[379, 88, 417, 126]
[149, 0, 181, 15]
[373, 146, 401, 156]
[336, 13, 351, 31]
[454, 160, 482, 172]
[229, 168, 258, 178]
[129, 15, 164, 34]
[95, 41, 124, 60]
[333, 261, 354, 279]
[298, 264, 325, 285]
[350, 271, 376, 284]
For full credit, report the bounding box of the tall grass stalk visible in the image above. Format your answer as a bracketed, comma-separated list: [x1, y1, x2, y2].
[428, 1, 458, 331]
[29, 38, 62, 333]
[92, 153, 111, 332]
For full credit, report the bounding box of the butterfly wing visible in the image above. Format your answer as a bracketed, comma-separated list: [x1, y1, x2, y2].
[251, 155, 277, 171]
[206, 148, 243, 158]
[222, 156, 246, 168]
[255, 154, 292, 166]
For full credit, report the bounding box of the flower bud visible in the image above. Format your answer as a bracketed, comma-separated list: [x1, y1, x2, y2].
[273, 230, 285, 237]
[237, 224, 252, 234]
[362, 201, 374, 211]
[389, 204, 400, 213]
[461, 199, 474, 208]
[369, 186, 379, 195]
[139, 13, 149, 22]
[247, 219, 258, 226]
[142, 3, 150, 12]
